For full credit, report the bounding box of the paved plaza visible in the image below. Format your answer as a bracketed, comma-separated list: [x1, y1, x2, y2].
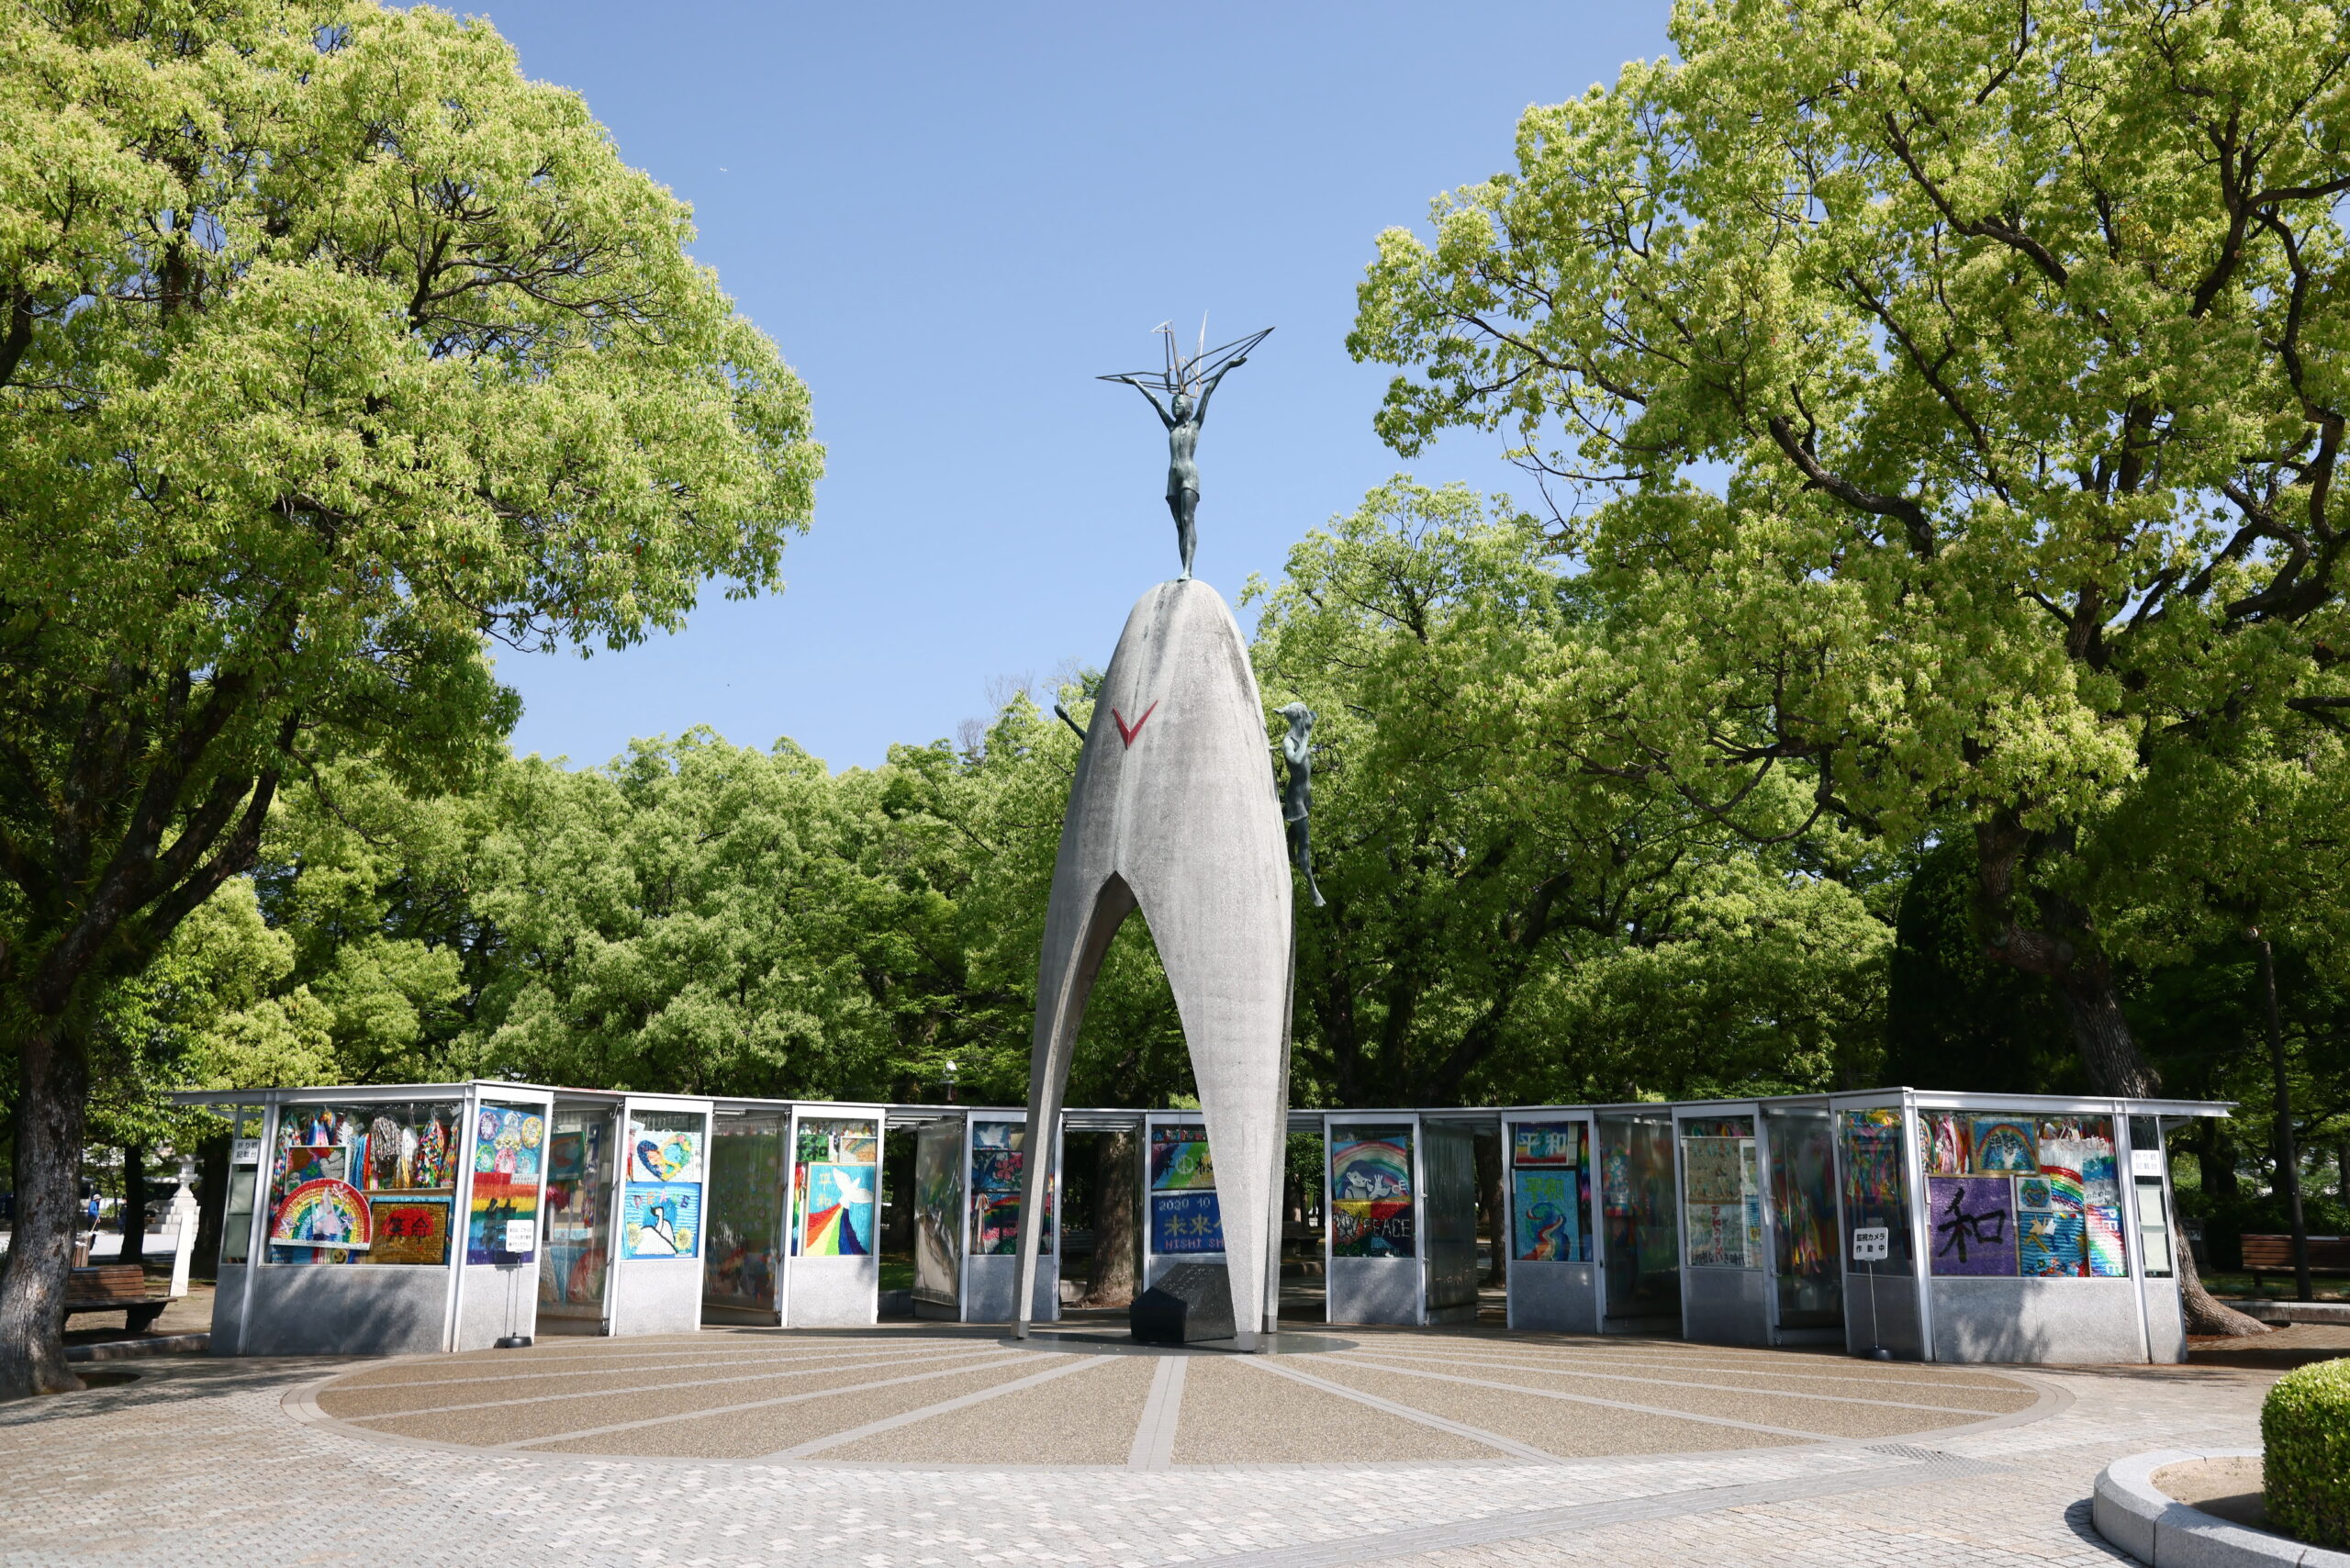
[0, 1319, 2318, 1567]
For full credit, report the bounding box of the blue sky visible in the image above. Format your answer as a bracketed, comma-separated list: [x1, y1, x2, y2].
[479, 2, 1676, 770]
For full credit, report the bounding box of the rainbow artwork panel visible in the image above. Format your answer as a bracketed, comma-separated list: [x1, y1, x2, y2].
[798, 1162, 874, 1256]
[270, 1178, 372, 1251]
[975, 1193, 1028, 1255]
[1331, 1126, 1412, 1203]
[1970, 1118, 2039, 1175]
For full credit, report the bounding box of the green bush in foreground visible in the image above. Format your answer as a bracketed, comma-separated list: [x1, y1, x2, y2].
[2264, 1359, 2350, 1549]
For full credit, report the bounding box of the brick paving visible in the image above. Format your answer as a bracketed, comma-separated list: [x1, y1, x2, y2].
[0, 1326, 2291, 1567]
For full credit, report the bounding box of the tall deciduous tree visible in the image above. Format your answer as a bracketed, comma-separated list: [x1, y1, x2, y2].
[0, 2, 818, 1395]
[1350, 0, 2345, 1332]
[1252, 478, 1890, 1107]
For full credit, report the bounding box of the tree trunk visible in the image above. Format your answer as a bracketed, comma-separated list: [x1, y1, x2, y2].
[0, 1021, 93, 1396]
[118, 1146, 150, 1268]
[1475, 1130, 1505, 1287]
[2054, 966, 2267, 1337]
[2255, 937, 2313, 1301]
[1975, 823, 2267, 1338]
[193, 1130, 230, 1282]
[1086, 1128, 1137, 1307]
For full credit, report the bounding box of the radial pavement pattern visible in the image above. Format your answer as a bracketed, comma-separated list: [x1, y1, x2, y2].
[301, 1322, 2049, 1466]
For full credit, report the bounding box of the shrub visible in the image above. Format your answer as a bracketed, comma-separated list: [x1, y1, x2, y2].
[2264, 1359, 2350, 1550]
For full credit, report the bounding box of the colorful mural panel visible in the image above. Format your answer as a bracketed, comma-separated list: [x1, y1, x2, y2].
[371, 1197, 452, 1266]
[475, 1105, 545, 1182]
[1512, 1122, 1583, 1168]
[1971, 1118, 2039, 1175]
[1331, 1126, 1413, 1203]
[621, 1181, 702, 1259]
[270, 1178, 371, 1251]
[1928, 1175, 2016, 1275]
[1332, 1198, 1414, 1258]
[797, 1119, 878, 1167]
[1512, 1170, 1579, 1261]
[799, 1162, 875, 1256]
[625, 1113, 702, 1184]
[1149, 1126, 1215, 1191]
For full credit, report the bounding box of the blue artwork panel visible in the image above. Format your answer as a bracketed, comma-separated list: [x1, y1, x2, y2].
[621, 1181, 702, 1260]
[1512, 1170, 1580, 1261]
[1152, 1191, 1224, 1255]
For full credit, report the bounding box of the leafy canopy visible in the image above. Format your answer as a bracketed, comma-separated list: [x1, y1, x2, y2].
[0, 0, 819, 1005]
[1350, 0, 2350, 1088]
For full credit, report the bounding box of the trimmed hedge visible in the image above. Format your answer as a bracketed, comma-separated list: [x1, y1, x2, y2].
[2264, 1358, 2350, 1550]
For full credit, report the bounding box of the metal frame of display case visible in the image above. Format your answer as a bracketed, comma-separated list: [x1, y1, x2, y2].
[176, 1083, 2227, 1365]
[1752, 1095, 1848, 1349]
[1323, 1110, 1427, 1326]
[1499, 1107, 1601, 1333]
[1672, 1096, 1856, 1350]
[1672, 1099, 1771, 1348]
[542, 1092, 628, 1336]
[955, 1106, 1062, 1324]
[177, 1081, 555, 1356]
[453, 1083, 559, 1351]
[1903, 1089, 2214, 1364]
[1827, 1088, 1924, 1360]
[1588, 1102, 1684, 1336]
[607, 1092, 715, 1337]
[700, 1102, 788, 1327]
[781, 1100, 889, 1327]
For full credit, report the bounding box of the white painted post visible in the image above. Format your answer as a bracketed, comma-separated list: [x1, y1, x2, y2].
[167, 1155, 200, 1299]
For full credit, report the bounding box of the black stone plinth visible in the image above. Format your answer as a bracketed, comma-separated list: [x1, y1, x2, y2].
[1130, 1262, 1237, 1344]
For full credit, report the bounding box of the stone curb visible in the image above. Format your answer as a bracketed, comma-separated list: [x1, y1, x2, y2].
[2094, 1449, 2350, 1568]
[2220, 1300, 2350, 1326]
[65, 1332, 209, 1362]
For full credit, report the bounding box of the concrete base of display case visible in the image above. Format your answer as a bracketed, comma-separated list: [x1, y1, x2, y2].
[1932, 1276, 2156, 1364]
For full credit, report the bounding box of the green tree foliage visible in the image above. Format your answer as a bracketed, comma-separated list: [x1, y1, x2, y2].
[1348, 0, 2350, 1103]
[0, 0, 817, 1395]
[1253, 477, 1889, 1106]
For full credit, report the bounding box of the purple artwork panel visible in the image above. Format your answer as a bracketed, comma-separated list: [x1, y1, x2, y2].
[1929, 1175, 2017, 1276]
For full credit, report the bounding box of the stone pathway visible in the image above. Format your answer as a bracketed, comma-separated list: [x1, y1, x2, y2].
[0, 1324, 2290, 1567]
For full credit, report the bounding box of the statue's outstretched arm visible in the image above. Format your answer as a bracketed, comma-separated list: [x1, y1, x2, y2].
[1192, 355, 1248, 425]
[1118, 376, 1178, 428]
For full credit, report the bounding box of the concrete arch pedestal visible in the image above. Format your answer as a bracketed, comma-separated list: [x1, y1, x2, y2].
[1014, 578, 1292, 1350]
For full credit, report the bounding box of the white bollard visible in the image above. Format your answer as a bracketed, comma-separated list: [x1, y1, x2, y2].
[167, 1164, 200, 1300]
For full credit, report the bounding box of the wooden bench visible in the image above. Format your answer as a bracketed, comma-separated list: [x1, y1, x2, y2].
[62, 1264, 172, 1334]
[2243, 1233, 2350, 1293]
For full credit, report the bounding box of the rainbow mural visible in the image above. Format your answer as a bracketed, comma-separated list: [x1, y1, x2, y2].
[270, 1178, 372, 1251]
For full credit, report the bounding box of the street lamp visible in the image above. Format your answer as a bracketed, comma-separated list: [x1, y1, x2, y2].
[942, 1058, 957, 1104]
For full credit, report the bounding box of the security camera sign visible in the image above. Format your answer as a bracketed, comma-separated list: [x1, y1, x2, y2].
[1852, 1226, 1890, 1261]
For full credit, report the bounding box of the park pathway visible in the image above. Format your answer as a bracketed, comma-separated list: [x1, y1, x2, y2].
[0, 1321, 2287, 1566]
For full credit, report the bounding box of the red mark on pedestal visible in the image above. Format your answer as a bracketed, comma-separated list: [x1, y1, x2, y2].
[1112, 700, 1158, 748]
